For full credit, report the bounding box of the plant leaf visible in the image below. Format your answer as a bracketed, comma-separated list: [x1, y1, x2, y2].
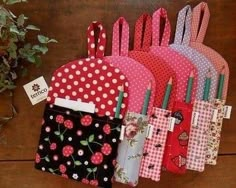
[44, 137, 49, 141]
[86, 168, 92, 173]
[26, 25, 40, 31]
[38, 35, 49, 44]
[4, 0, 28, 5]
[9, 25, 19, 34]
[93, 167, 97, 172]
[48, 168, 54, 173]
[17, 14, 25, 26]
[88, 134, 94, 143]
[80, 140, 88, 146]
[45, 156, 50, 162]
[48, 39, 58, 43]
[32, 45, 48, 54]
[74, 161, 82, 166]
[60, 134, 64, 141]
[35, 55, 42, 67]
[54, 131, 60, 136]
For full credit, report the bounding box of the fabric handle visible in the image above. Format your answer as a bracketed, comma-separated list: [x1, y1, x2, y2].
[190, 2, 210, 43]
[152, 8, 171, 47]
[174, 5, 192, 45]
[134, 14, 152, 51]
[112, 17, 129, 56]
[87, 21, 106, 58]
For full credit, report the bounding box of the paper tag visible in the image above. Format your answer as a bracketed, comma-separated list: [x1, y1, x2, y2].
[23, 76, 48, 105]
[146, 124, 154, 139]
[168, 117, 176, 132]
[119, 125, 126, 140]
[191, 111, 199, 127]
[55, 97, 95, 113]
[223, 105, 232, 119]
[211, 108, 218, 123]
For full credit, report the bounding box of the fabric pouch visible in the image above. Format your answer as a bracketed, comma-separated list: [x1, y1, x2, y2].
[35, 104, 122, 188]
[139, 107, 171, 182]
[205, 99, 225, 165]
[187, 100, 213, 172]
[114, 112, 148, 187]
[162, 101, 193, 174]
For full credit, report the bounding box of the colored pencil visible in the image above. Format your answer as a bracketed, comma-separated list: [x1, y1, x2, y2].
[185, 71, 194, 103]
[141, 81, 151, 115]
[115, 85, 124, 118]
[162, 77, 172, 109]
[216, 66, 225, 99]
[203, 69, 212, 101]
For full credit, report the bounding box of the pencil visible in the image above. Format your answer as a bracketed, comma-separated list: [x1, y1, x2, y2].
[185, 71, 194, 103]
[162, 77, 172, 109]
[141, 81, 151, 115]
[203, 69, 211, 101]
[216, 66, 225, 100]
[115, 85, 124, 118]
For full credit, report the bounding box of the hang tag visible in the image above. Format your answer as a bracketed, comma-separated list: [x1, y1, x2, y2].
[211, 108, 218, 123]
[191, 111, 199, 127]
[23, 76, 48, 105]
[55, 97, 95, 113]
[119, 125, 126, 140]
[146, 124, 154, 139]
[168, 117, 176, 132]
[223, 105, 232, 119]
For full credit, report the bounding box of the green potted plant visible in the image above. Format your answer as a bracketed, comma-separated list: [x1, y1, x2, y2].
[0, 0, 57, 128]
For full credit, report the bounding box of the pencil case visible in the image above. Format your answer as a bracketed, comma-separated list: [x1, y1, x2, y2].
[35, 104, 122, 188]
[186, 100, 213, 172]
[114, 112, 148, 187]
[205, 99, 225, 165]
[162, 101, 193, 174]
[139, 107, 171, 182]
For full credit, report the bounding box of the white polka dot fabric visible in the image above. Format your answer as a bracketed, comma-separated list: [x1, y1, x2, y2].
[104, 17, 156, 115]
[190, 2, 229, 100]
[170, 5, 218, 102]
[150, 8, 198, 103]
[47, 22, 129, 118]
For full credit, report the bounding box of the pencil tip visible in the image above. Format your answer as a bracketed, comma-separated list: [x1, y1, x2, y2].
[221, 66, 225, 74]
[148, 81, 152, 89]
[120, 84, 124, 91]
[190, 70, 194, 77]
[207, 69, 212, 78]
[168, 77, 173, 84]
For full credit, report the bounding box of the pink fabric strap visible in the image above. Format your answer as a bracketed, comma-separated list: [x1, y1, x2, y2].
[134, 13, 152, 51]
[190, 2, 210, 43]
[174, 5, 192, 46]
[87, 21, 106, 58]
[112, 17, 129, 56]
[152, 8, 171, 47]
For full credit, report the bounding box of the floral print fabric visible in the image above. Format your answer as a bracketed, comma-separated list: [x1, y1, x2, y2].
[114, 112, 148, 186]
[35, 104, 122, 188]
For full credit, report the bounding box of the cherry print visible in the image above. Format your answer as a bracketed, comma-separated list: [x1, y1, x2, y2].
[80, 115, 92, 126]
[82, 178, 89, 184]
[90, 179, 98, 186]
[64, 119, 73, 129]
[59, 164, 67, 173]
[56, 115, 64, 124]
[91, 152, 103, 165]
[35, 153, 41, 163]
[62, 145, 74, 157]
[101, 143, 112, 156]
[50, 143, 57, 150]
[103, 124, 111, 135]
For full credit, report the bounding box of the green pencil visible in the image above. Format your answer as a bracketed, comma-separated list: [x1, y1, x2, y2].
[216, 66, 225, 100]
[162, 77, 172, 109]
[115, 85, 124, 118]
[185, 71, 194, 103]
[203, 69, 211, 101]
[141, 82, 151, 115]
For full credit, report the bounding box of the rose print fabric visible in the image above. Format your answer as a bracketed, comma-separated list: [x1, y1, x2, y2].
[47, 21, 129, 118]
[129, 14, 177, 110]
[162, 101, 193, 174]
[114, 112, 148, 186]
[170, 5, 218, 101]
[190, 2, 229, 100]
[205, 99, 225, 165]
[187, 100, 213, 172]
[139, 108, 171, 181]
[104, 17, 156, 115]
[35, 104, 122, 188]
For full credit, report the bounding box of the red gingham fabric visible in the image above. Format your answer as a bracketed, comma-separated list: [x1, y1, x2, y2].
[129, 14, 177, 110]
[104, 17, 156, 115]
[139, 107, 171, 181]
[190, 2, 229, 100]
[205, 99, 225, 165]
[150, 8, 198, 102]
[186, 100, 213, 172]
[47, 22, 129, 118]
[162, 101, 193, 174]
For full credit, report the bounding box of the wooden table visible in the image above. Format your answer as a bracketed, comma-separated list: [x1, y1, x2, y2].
[0, 0, 235, 187]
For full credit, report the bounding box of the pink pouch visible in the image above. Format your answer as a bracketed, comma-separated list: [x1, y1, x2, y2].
[47, 22, 129, 118]
[190, 2, 229, 100]
[104, 17, 156, 115]
[150, 8, 198, 102]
